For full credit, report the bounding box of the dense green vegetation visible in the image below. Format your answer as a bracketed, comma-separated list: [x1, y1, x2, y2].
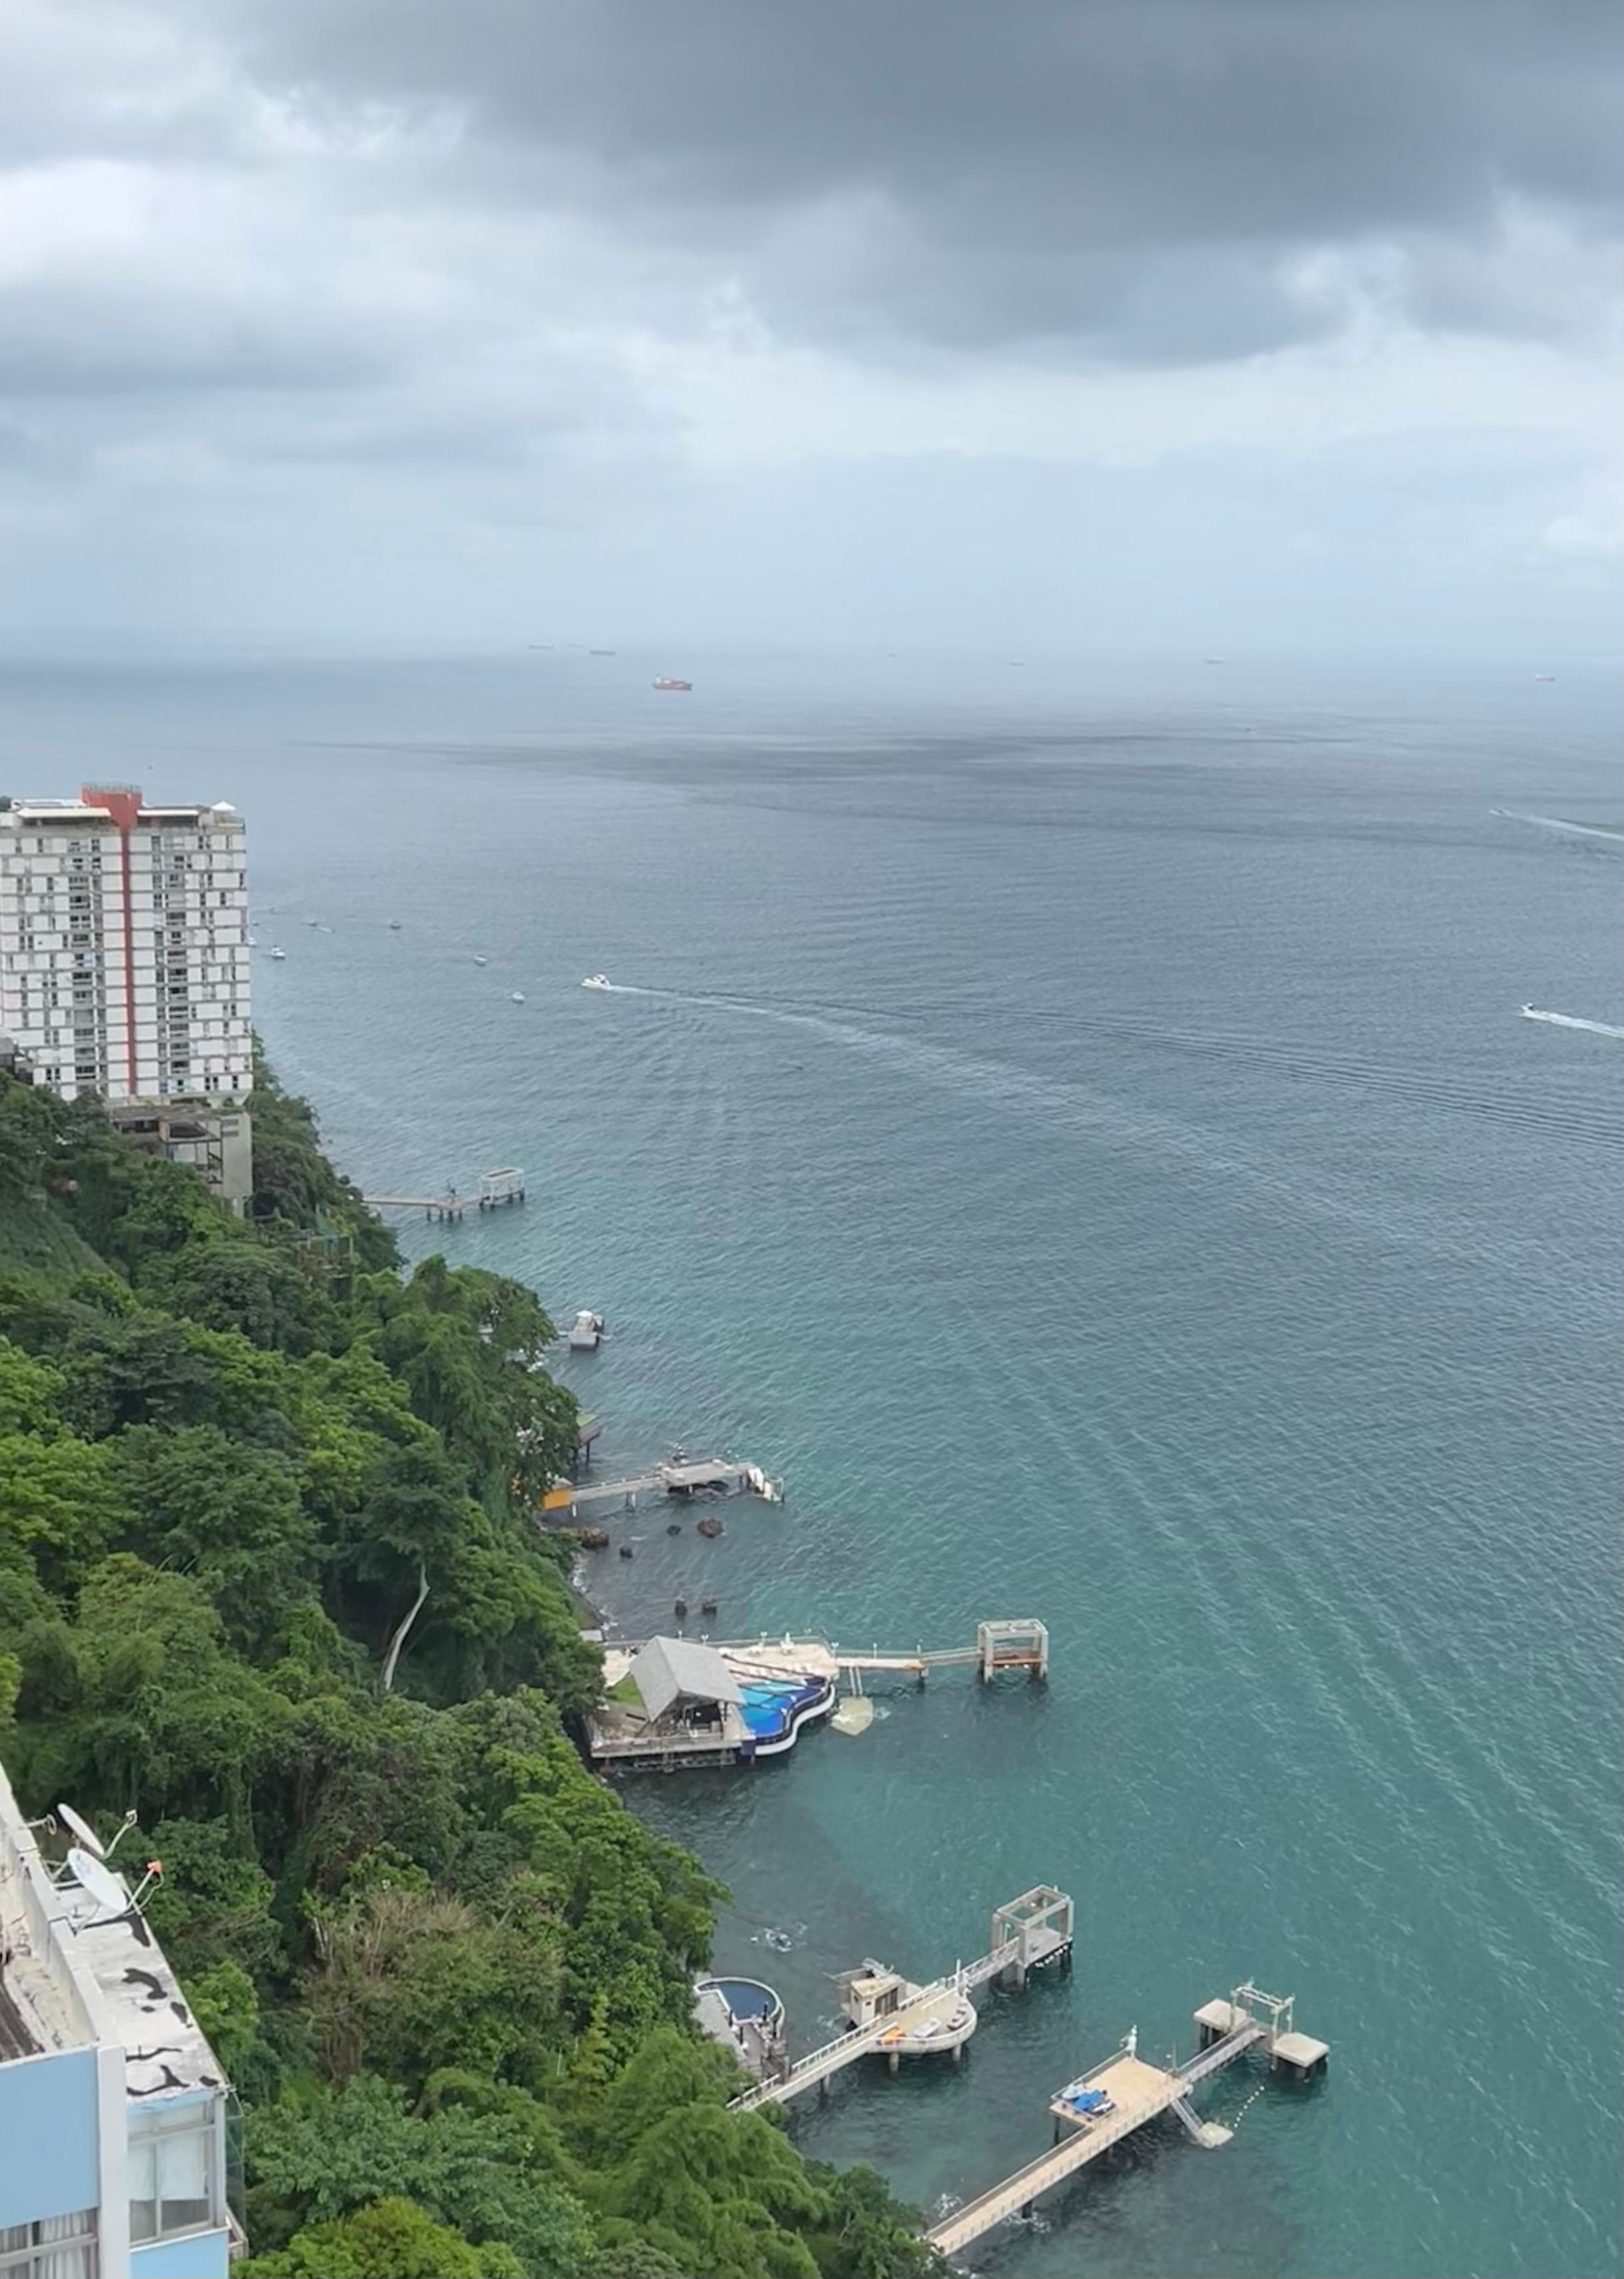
[0, 1063, 940, 2279]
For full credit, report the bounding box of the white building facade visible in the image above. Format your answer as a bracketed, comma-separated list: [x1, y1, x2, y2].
[0, 1764, 237, 2279]
[0, 787, 250, 1105]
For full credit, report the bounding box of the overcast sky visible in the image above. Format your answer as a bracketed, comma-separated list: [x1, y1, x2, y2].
[1, 0, 1618, 658]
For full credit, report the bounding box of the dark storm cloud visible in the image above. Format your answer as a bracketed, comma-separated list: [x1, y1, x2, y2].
[223, 0, 1621, 356]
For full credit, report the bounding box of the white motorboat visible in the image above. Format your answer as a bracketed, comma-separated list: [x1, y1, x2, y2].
[473, 955, 488, 966]
[568, 1309, 606, 1351]
[582, 974, 612, 991]
[510, 991, 526, 1003]
[269, 946, 287, 961]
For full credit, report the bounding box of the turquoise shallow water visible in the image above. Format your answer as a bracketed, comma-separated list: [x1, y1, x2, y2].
[6, 653, 1621, 2278]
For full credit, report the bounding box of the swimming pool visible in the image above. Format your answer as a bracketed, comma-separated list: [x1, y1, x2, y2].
[738, 1677, 825, 1738]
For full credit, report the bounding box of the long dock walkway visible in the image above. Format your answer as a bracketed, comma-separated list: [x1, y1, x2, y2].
[837, 1622, 1050, 1684]
[731, 1887, 1073, 2113]
[926, 1986, 1327, 2260]
[545, 1456, 783, 1514]
[362, 1168, 525, 1222]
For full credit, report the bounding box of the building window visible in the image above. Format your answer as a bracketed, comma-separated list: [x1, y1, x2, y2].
[128, 2104, 219, 2244]
[0, 2209, 99, 2279]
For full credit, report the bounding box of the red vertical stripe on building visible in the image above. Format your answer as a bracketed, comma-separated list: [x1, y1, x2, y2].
[119, 824, 137, 1093]
[79, 786, 144, 1096]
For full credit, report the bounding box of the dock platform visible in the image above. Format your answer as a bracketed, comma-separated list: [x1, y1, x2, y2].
[362, 1167, 525, 1222]
[730, 1886, 1074, 2112]
[543, 1454, 783, 1516]
[585, 1625, 1051, 1769]
[926, 1982, 1328, 2260]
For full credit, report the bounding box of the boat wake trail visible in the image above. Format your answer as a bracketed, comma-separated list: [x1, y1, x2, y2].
[1520, 1007, 1624, 1040]
[1491, 809, 1624, 846]
[590, 981, 1623, 1152]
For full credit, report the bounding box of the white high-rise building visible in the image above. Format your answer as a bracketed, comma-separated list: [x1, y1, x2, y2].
[0, 785, 251, 1105]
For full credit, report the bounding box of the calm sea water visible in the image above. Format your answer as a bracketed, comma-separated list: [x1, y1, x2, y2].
[5, 651, 1621, 2279]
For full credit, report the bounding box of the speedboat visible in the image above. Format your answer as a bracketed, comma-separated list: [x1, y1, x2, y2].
[269, 947, 287, 961]
[582, 974, 612, 991]
[510, 991, 526, 1004]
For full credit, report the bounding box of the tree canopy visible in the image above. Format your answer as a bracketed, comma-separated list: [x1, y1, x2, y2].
[0, 1061, 941, 2279]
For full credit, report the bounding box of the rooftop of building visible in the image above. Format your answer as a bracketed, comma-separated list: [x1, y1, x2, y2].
[1, 793, 241, 827]
[628, 1635, 744, 1722]
[0, 1763, 228, 2104]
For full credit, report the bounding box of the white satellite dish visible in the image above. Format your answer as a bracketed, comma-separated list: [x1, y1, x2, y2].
[57, 1803, 104, 1856]
[66, 1848, 130, 1922]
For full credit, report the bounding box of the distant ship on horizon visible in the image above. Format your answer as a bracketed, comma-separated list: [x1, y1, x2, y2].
[652, 676, 692, 691]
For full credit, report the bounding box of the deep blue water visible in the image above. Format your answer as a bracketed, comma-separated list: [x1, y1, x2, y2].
[5, 650, 1620, 2278]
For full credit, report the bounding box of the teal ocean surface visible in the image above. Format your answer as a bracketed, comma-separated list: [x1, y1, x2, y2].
[7, 653, 1621, 2279]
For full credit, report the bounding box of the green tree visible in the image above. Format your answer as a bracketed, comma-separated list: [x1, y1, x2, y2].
[142, 1238, 344, 1358]
[141, 1815, 284, 1980]
[245, 2196, 518, 2278]
[0, 1337, 66, 1433]
[247, 2075, 595, 2277]
[9, 1556, 286, 1818]
[0, 1430, 129, 1596]
[185, 1958, 263, 2084]
[109, 1424, 316, 1655]
[0, 1075, 61, 1200]
[302, 1881, 563, 2092]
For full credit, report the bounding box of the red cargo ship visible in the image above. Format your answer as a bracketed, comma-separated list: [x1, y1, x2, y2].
[652, 676, 692, 691]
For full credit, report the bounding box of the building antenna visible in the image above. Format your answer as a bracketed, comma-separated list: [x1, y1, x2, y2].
[61, 1848, 163, 1934]
[56, 1802, 139, 1861]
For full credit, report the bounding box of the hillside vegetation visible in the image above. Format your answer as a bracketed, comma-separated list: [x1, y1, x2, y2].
[0, 1063, 939, 2279]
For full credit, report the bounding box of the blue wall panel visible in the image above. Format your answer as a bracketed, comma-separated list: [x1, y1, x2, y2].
[131, 2226, 231, 2279]
[0, 2047, 99, 2230]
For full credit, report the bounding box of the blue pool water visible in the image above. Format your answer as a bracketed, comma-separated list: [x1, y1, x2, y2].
[738, 1678, 825, 1739]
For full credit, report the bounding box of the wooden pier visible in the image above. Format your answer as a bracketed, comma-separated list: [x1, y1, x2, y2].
[542, 1454, 784, 1516]
[926, 1982, 1329, 2260]
[361, 1168, 526, 1222]
[730, 1888, 1074, 2112]
[837, 1620, 1050, 1684]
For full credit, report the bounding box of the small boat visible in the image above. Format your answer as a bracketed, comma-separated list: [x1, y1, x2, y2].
[472, 955, 488, 966]
[652, 677, 692, 691]
[568, 1309, 606, 1351]
[306, 917, 319, 928]
[582, 974, 612, 991]
[590, 649, 616, 656]
[1534, 673, 1556, 683]
[510, 991, 526, 1004]
[389, 920, 403, 931]
[269, 946, 287, 961]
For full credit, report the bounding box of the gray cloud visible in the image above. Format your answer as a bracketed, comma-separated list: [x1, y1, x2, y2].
[0, 0, 1615, 653]
[217, 0, 1620, 356]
